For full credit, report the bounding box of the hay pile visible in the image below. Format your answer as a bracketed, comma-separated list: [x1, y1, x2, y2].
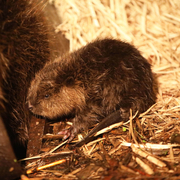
[48, 0, 180, 178]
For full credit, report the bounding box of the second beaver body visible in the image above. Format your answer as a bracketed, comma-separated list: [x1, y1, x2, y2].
[27, 39, 157, 140]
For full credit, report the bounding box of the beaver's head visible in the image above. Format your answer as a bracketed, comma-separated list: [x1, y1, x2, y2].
[26, 61, 86, 119]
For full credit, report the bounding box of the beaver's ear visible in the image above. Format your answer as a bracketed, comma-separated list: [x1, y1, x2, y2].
[64, 76, 75, 86]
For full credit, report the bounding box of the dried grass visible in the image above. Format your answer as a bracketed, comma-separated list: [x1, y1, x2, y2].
[48, 0, 180, 177]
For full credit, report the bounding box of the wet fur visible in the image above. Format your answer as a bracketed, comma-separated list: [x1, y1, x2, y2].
[0, 0, 51, 158]
[27, 38, 157, 140]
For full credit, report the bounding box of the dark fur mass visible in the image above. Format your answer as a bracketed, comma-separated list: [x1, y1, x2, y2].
[27, 38, 157, 141]
[0, 0, 51, 159]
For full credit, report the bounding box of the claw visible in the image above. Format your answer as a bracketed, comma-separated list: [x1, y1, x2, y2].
[58, 127, 75, 142]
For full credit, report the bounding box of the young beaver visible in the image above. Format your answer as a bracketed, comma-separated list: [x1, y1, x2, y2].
[27, 38, 157, 141]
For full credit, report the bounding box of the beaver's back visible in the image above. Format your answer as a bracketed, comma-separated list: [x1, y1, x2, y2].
[65, 39, 156, 115]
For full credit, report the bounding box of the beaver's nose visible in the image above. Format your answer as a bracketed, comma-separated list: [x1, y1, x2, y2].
[27, 101, 33, 111]
[28, 105, 33, 111]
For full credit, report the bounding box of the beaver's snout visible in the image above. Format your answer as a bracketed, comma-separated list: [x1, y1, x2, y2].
[26, 100, 33, 111]
[28, 104, 33, 111]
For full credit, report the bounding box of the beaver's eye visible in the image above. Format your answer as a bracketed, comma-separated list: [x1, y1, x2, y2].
[45, 94, 50, 99]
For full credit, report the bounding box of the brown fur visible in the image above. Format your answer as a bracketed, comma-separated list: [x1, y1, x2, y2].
[0, 0, 51, 158]
[27, 38, 157, 140]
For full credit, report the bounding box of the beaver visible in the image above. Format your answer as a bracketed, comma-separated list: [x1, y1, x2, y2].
[0, 0, 50, 161]
[0, 0, 68, 161]
[27, 38, 157, 142]
[0, 0, 69, 179]
[0, 40, 22, 179]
